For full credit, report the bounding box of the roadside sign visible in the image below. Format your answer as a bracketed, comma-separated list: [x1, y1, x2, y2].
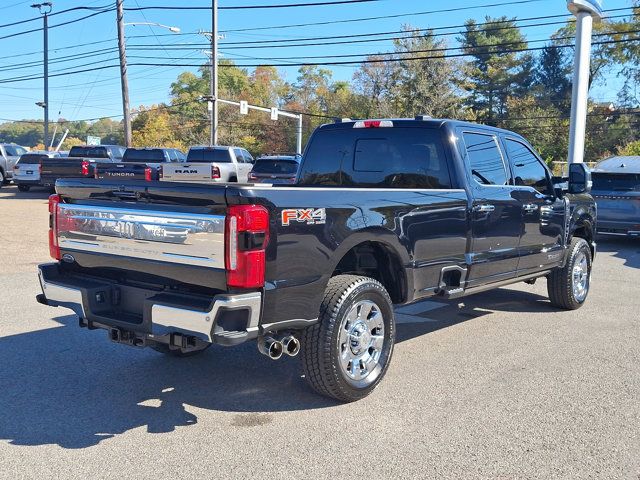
[240, 101, 248, 115]
[86, 136, 101, 146]
[270, 107, 279, 121]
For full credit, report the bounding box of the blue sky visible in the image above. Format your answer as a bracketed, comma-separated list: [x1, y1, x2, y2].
[0, 0, 634, 123]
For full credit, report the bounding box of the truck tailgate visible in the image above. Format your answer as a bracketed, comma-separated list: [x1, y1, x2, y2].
[160, 163, 212, 182]
[54, 178, 229, 290]
[40, 158, 86, 184]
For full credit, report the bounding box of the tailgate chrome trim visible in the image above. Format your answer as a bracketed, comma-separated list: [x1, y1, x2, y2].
[57, 204, 225, 269]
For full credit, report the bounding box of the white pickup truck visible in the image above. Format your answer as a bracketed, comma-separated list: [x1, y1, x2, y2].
[160, 146, 254, 183]
[0, 143, 28, 186]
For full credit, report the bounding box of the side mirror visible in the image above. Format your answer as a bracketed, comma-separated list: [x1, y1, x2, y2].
[568, 163, 592, 194]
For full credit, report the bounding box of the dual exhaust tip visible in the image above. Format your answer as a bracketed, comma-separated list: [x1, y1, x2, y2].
[258, 335, 300, 360]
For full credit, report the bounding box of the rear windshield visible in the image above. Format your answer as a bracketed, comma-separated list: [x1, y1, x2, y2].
[252, 159, 299, 174]
[68, 146, 109, 159]
[187, 148, 232, 163]
[17, 154, 48, 164]
[592, 173, 640, 191]
[300, 126, 452, 189]
[123, 149, 165, 162]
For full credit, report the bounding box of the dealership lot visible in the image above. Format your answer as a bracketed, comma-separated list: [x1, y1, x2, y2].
[0, 185, 639, 479]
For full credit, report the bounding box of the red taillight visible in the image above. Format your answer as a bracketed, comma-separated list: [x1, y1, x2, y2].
[48, 194, 61, 260]
[81, 160, 90, 176]
[353, 120, 393, 128]
[225, 205, 270, 289]
[38, 163, 42, 174]
[145, 167, 152, 182]
[211, 165, 220, 179]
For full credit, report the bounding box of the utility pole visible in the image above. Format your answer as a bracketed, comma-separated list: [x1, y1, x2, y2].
[211, 0, 219, 146]
[32, 2, 52, 151]
[566, 0, 603, 164]
[116, 0, 132, 147]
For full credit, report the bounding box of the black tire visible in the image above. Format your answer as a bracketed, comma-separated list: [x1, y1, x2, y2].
[300, 275, 395, 402]
[0, 169, 4, 187]
[17, 185, 30, 192]
[148, 342, 211, 357]
[229, 176, 237, 183]
[548, 237, 592, 310]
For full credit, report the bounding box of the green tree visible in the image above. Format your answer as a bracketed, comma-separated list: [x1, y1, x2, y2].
[459, 16, 532, 124]
[533, 45, 572, 113]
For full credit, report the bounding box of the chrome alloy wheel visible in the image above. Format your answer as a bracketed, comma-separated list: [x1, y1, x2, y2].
[338, 300, 385, 386]
[572, 251, 590, 302]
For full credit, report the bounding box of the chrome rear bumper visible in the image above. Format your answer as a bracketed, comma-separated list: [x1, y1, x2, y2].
[37, 263, 261, 344]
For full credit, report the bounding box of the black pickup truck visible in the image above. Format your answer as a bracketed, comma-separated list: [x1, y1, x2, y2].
[36, 118, 596, 402]
[93, 147, 186, 182]
[40, 145, 125, 188]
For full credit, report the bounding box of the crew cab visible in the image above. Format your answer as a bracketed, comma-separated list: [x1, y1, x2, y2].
[40, 145, 125, 188]
[93, 147, 186, 182]
[36, 118, 596, 402]
[591, 156, 640, 237]
[13, 151, 63, 191]
[0, 143, 28, 186]
[160, 146, 254, 183]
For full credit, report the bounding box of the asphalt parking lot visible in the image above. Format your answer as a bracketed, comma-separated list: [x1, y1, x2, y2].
[0, 184, 639, 479]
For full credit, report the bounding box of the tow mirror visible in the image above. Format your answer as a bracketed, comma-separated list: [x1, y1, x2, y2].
[568, 163, 592, 194]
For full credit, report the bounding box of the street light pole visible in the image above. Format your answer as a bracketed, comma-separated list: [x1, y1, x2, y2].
[31, 2, 52, 151]
[116, 0, 131, 147]
[211, 0, 219, 146]
[566, 0, 603, 164]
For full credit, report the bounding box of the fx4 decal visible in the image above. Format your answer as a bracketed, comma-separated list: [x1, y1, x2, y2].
[281, 208, 326, 226]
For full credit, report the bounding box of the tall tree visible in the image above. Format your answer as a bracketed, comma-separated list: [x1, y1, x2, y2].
[459, 16, 531, 124]
[533, 45, 572, 112]
[391, 27, 464, 118]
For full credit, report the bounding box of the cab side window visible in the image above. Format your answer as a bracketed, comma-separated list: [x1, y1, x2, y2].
[233, 148, 245, 163]
[505, 138, 552, 195]
[463, 132, 509, 186]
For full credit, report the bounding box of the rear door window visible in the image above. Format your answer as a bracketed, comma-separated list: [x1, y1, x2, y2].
[300, 127, 452, 188]
[462, 132, 509, 186]
[233, 148, 245, 163]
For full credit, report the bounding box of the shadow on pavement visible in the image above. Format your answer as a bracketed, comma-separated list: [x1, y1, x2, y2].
[0, 287, 551, 449]
[597, 236, 640, 269]
[0, 184, 52, 200]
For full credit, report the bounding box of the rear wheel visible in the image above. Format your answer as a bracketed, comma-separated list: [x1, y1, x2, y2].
[229, 176, 237, 183]
[301, 275, 395, 402]
[548, 237, 592, 310]
[149, 342, 211, 357]
[17, 185, 30, 192]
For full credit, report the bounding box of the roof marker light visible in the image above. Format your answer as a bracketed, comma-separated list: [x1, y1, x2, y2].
[353, 120, 393, 129]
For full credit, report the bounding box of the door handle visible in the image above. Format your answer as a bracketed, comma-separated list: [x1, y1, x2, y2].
[522, 203, 539, 213]
[473, 204, 495, 213]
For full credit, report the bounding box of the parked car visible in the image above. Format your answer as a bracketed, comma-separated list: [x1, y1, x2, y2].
[591, 155, 640, 237]
[37, 117, 596, 402]
[160, 146, 254, 183]
[39, 144, 125, 188]
[13, 151, 63, 191]
[0, 143, 29, 186]
[249, 154, 301, 184]
[93, 147, 186, 181]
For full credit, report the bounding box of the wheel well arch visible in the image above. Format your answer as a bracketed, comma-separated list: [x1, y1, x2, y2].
[331, 240, 408, 304]
[571, 220, 595, 256]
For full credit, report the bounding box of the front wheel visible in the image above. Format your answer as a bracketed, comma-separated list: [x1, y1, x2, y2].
[301, 275, 395, 402]
[548, 237, 592, 310]
[17, 185, 30, 192]
[0, 170, 4, 187]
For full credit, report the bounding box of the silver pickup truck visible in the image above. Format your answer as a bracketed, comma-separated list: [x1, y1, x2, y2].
[160, 146, 254, 183]
[0, 143, 29, 186]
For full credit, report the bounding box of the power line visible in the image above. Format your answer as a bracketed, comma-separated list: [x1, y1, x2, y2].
[124, 0, 383, 12]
